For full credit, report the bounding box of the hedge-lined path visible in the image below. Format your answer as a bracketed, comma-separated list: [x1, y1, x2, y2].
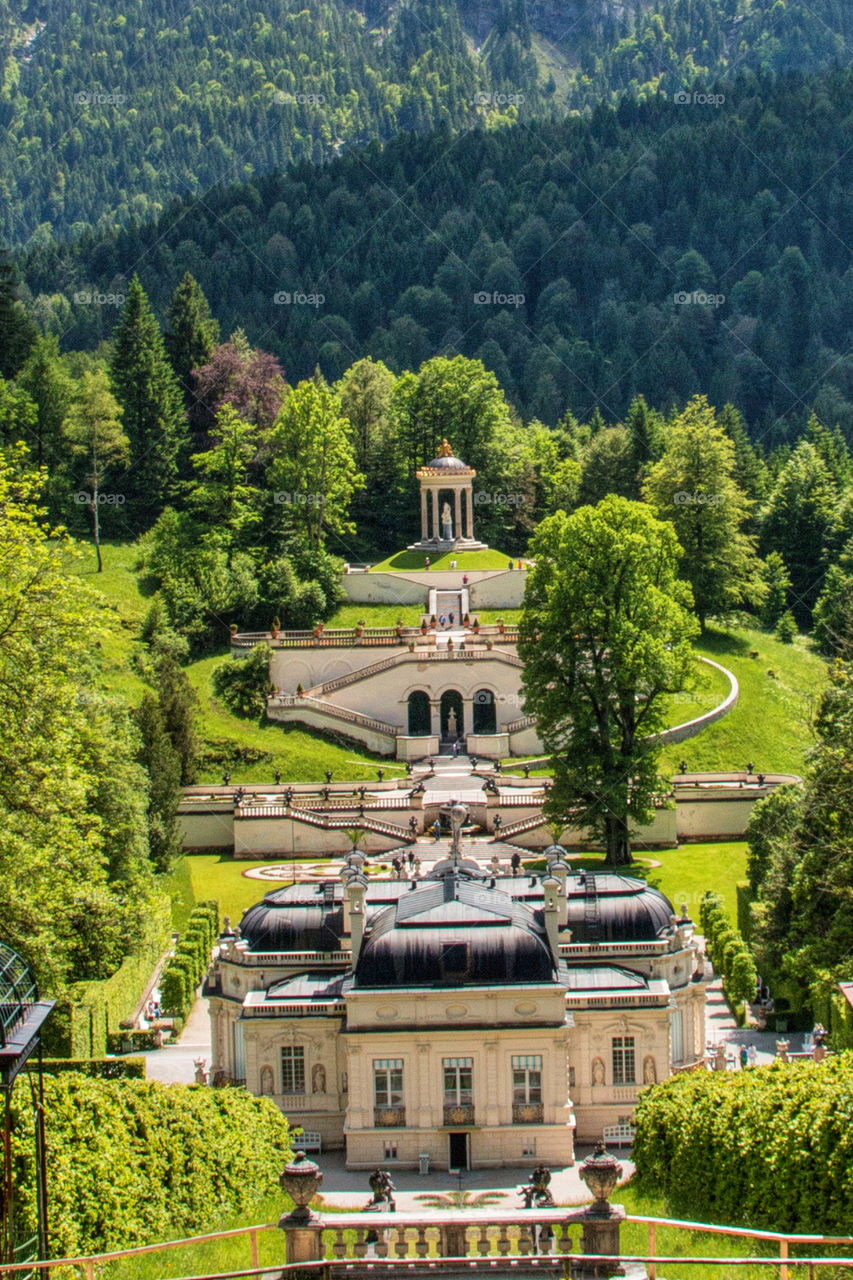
[140, 994, 212, 1084]
[704, 974, 809, 1065]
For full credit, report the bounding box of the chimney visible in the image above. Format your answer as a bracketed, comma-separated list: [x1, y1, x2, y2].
[344, 871, 368, 965]
[542, 874, 561, 965]
[547, 856, 570, 926]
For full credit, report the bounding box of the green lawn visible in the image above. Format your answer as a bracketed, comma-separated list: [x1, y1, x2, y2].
[528, 842, 747, 926]
[327, 604, 522, 627]
[180, 853, 335, 919]
[658, 624, 826, 778]
[370, 548, 521, 571]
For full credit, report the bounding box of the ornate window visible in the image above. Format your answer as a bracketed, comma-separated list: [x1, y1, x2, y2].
[512, 1054, 543, 1122]
[611, 1036, 636, 1085]
[443, 1057, 474, 1123]
[374, 1058, 405, 1126]
[281, 1045, 305, 1093]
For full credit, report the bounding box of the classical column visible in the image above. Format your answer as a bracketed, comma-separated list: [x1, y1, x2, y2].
[466, 486, 474, 538]
[430, 699, 441, 739]
[462, 697, 474, 739]
[454, 488, 462, 542]
[420, 488, 428, 541]
[431, 489, 440, 541]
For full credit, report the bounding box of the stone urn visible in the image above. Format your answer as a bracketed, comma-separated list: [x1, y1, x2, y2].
[579, 1142, 623, 1216]
[280, 1152, 323, 1222]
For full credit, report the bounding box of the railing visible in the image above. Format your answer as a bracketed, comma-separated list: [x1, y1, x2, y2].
[512, 1102, 544, 1124]
[443, 1103, 476, 1125]
[373, 1106, 406, 1127]
[9, 1210, 853, 1280]
[268, 695, 400, 738]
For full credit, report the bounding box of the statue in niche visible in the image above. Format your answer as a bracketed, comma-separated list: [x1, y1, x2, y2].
[643, 1055, 657, 1085]
[312, 1062, 326, 1094]
[447, 707, 458, 738]
[441, 501, 453, 540]
[260, 1065, 274, 1096]
[592, 1057, 606, 1086]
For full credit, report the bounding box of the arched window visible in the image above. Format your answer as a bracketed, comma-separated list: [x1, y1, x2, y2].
[473, 688, 496, 734]
[407, 690, 431, 735]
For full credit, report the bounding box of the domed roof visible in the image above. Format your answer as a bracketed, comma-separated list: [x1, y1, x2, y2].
[355, 874, 556, 987]
[564, 874, 676, 942]
[240, 888, 343, 952]
[425, 439, 471, 472]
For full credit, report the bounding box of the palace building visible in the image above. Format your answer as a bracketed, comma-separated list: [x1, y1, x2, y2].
[207, 817, 705, 1169]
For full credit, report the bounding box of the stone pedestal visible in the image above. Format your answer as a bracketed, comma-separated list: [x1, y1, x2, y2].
[577, 1204, 626, 1278]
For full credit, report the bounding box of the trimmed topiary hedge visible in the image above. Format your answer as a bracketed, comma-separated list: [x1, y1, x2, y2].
[633, 1057, 853, 1232]
[28, 1058, 146, 1080]
[700, 891, 757, 1012]
[15, 1075, 290, 1257]
[160, 900, 220, 1020]
[43, 894, 173, 1058]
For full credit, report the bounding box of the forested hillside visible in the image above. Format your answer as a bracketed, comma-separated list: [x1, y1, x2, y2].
[22, 67, 853, 440]
[0, 0, 848, 245]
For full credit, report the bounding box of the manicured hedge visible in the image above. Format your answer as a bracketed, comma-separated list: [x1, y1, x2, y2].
[106, 1029, 164, 1054]
[633, 1057, 853, 1232]
[700, 891, 757, 1013]
[30, 1057, 147, 1079]
[16, 1075, 290, 1257]
[44, 894, 172, 1058]
[160, 900, 220, 1020]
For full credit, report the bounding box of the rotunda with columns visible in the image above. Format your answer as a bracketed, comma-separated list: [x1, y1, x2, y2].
[408, 439, 489, 552]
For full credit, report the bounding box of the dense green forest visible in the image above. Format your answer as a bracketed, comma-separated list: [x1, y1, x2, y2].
[0, 0, 849, 245]
[19, 67, 853, 440]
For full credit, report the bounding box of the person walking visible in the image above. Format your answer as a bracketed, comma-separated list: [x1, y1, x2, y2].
[739, 1044, 749, 1070]
[433, 818, 441, 841]
[510, 851, 521, 877]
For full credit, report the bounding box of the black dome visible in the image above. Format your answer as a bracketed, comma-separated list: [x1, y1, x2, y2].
[240, 891, 343, 952]
[355, 875, 556, 987]
[564, 874, 675, 942]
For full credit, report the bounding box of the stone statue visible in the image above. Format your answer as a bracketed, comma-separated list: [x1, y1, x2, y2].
[441, 501, 453, 540]
[447, 707, 457, 737]
[312, 1063, 326, 1094]
[592, 1057, 606, 1086]
[519, 1165, 555, 1209]
[365, 1168, 396, 1212]
[260, 1065, 274, 1096]
[193, 1058, 208, 1085]
[643, 1055, 657, 1085]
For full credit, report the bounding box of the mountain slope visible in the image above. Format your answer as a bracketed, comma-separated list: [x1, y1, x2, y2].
[0, 0, 849, 245]
[23, 66, 853, 439]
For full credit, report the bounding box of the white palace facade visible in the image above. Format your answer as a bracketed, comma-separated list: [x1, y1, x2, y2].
[207, 840, 706, 1170]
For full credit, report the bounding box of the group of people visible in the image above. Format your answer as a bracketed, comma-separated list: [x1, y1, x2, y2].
[437, 612, 455, 627]
[145, 997, 162, 1021]
[392, 851, 421, 878]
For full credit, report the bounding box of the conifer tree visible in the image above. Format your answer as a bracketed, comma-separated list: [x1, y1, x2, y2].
[135, 693, 183, 873]
[0, 248, 37, 379]
[109, 275, 187, 526]
[156, 654, 200, 785]
[165, 272, 220, 407]
[17, 334, 73, 469]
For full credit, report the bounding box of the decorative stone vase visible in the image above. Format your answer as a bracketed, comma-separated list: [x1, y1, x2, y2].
[280, 1152, 323, 1222]
[579, 1143, 623, 1216]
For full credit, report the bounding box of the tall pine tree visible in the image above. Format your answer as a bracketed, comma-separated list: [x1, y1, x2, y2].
[109, 275, 187, 527]
[164, 271, 220, 409]
[0, 248, 37, 379]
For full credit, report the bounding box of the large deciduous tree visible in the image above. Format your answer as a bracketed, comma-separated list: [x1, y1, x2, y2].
[268, 375, 363, 548]
[109, 275, 188, 526]
[644, 396, 765, 628]
[519, 495, 697, 865]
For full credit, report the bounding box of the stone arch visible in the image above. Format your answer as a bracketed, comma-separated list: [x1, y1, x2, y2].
[440, 689, 464, 741]
[472, 687, 497, 734]
[407, 690, 431, 735]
